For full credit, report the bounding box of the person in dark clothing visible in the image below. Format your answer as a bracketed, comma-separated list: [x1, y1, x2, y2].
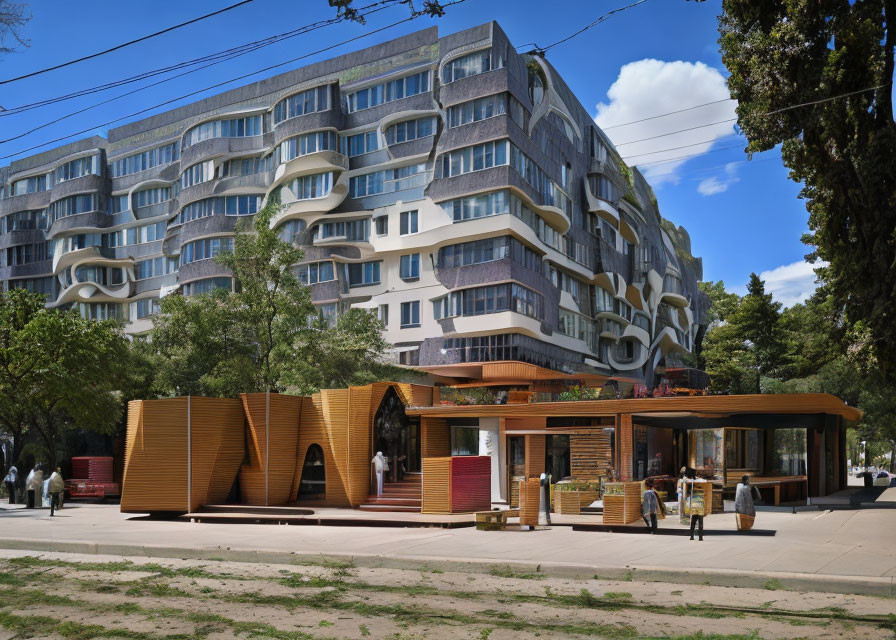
[641, 478, 661, 533]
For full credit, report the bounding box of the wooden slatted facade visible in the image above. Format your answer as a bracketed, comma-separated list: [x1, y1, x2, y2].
[570, 433, 612, 479]
[421, 457, 451, 514]
[240, 393, 302, 506]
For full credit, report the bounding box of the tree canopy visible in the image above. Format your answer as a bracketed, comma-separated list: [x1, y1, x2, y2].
[718, 0, 896, 382]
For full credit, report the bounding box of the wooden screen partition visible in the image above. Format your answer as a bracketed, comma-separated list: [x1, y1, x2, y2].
[421, 457, 451, 513]
[616, 413, 634, 480]
[524, 434, 546, 478]
[240, 393, 302, 506]
[121, 397, 244, 513]
[602, 482, 641, 525]
[570, 433, 612, 479]
[421, 417, 450, 458]
[519, 477, 541, 527]
[421, 456, 491, 513]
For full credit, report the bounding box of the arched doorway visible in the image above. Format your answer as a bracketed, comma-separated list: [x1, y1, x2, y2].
[297, 444, 325, 500]
[372, 386, 419, 483]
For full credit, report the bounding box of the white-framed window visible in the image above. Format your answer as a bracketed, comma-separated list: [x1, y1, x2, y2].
[348, 164, 428, 198]
[184, 115, 262, 147]
[273, 85, 330, 124]
[441, 140, 508, 177]
[399, 253, 420, 280]
[399, 210, 418, 235]
[377, 304, 389, 326]
[400, 300, 420, 328]
[285, 172, 333, 200]
[384, 117, 436, 144]
[447, 94, 506, 128]
[443, 48, 504, 84]
[374, 216, 388, 235]
[345, 71, 430, 113]
[296, 261, 335, 285]
[345, 261, 381, 286]
[342, 130, 379, 157]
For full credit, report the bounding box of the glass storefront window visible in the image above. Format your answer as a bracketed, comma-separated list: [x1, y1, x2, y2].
[450, 426, 479, 456]
[693, 429, 723, 480]
[773, 428, 807, 476]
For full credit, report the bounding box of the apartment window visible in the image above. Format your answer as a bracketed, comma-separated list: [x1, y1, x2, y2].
[9, 174, 48, 196]
[55, 155, 100, 183]
[346, 261, 381, 286]
[220, 154, 273, 178]
[440, 140, 508, 177]
[77, 303, 124, 321]
[589, 174, 620, 203]
[443, 48, 504, 84]
[3, 242, 49, 267]
[342, 130, 379, 157]
[345, 71, 430, 113]
[399, 210, 418, 235]
[48, 194, 98, 224]
[109, 143, 179, 178]
[438, 236, 543, 274]
[349, 164, 428, 198]
[74, 265, 124, 286]
[176, 195, 262, 224]
[558, 309, 593, 344]
[134, 256, 175, 280]
[398, 349, 419, 366]
[447, 94, 506, 128]
[400, 301, 420, 327]
[399, 253, 420, 280]
[595, 287, 614, 313]
[316, 302, 338, 327]
[6, 277, 55, 300]
[285, 172, 333, 200]
[180, 237, 234, 266]
[278, 130, 338, 163]
[108, 195, 128, 214]
[377, 304, 389, 326]
[278, 219, 306, 244]
[2, 209, 47, 232]
[126, 221, 167, 245]
[374, 216, 388, 235]
[433, 283, 543, 321]
[133, 187, 171, 208]
[133, 298, 161, 319]
[314, 219, 369, 242]
[273, 85, 330, 124]
[181, 161, 212, 188]
[296, 261, 335, 285]
[384, 117, 435, 144]
[508, 94, 529, 130]
[183, 277, 232, 297]
[184, 115, 262, 147]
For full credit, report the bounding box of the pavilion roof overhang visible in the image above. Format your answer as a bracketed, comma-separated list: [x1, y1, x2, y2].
[406, 393, 862, 424]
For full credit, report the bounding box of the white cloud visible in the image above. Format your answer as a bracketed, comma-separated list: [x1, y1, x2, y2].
[696, 162, 741, 195]
[756, 260, 826, 308]
[594, 59, 738, 183]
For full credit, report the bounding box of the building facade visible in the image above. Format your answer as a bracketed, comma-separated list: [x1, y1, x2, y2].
[0, 22, 708, 386]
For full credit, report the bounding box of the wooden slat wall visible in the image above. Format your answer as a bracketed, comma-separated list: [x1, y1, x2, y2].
[288, 398, 305, 503]
[121, 398, 188, 513]
[321, 389, 351, 506]
[239, 393, 268, 505]
[123, 400, 141, 486]
[421, 457, 451, 513]
[347, 385, 373, 506]
[421, 418, 450, 458]
[525, 434, 545, 478]
[519, 477, 541, 526]
[570, 433, 612, 479]
[617, 413, 633, 481]
[189, 397, 245, 511]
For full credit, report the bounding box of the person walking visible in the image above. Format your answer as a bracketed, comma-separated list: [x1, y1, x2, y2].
[371, 451, 388, 496]
[735, 475, 756, 531]
[684, 467, 705, 541]
[3, 465, 17, 504]
[25, 464, 43, 509]
[641, 478, 661, 533]
[48, 467, 65, 516]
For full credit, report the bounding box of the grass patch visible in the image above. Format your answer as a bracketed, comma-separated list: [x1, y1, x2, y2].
[603, 592, 633, 600]
[763, 578, 785, 591]
[488, 564, 543, 580]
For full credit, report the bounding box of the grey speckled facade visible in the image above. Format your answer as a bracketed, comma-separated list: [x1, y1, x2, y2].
[0, 21, 708, 385]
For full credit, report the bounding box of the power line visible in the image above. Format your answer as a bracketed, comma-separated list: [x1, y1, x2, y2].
[630, 143, 747, 168]
[613, 118, 738, 146]
[622, 134, 743, 161]
[0, 1, 467, 160]
[0, 0, 257, 85]
[0, 0, 403, 116]
[0, 2, 402, 144]
[522, 0, 650, 53]
[600, 98, 734, 131]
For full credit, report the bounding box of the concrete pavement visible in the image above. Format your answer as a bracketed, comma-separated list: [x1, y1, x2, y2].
[1, 503, 895, 596]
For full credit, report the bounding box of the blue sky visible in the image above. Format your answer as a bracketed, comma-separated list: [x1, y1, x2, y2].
[0, 0, 818, 304]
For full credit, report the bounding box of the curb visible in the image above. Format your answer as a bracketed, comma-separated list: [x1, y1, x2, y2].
[0, 537, 891, 597]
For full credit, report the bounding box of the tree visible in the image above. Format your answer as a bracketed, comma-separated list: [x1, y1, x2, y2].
[215, 199, 314, 393]
[718, 0, 896, 382]
[0, 290, 129, 468]
[737, 274, 784, 392]
[698, 280, 740, 325]
[0, 1, 29, 54]
[329, 0, 450, 23]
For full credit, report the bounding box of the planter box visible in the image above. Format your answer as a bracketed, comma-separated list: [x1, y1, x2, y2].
[555, 489, 600, 515]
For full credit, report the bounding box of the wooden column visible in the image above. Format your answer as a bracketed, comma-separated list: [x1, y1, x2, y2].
[616, 413, 633, 481]
[524, 434, 545, 478]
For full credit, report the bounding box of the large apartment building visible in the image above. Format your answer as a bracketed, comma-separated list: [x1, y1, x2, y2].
[0, 22, 709, 388]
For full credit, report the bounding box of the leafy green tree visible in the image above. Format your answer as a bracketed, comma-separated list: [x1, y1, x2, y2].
[737, 274, 784, 392]
[0, 290, 129, 468]
[718, 0, 896, 381]
[698, 280, 740, 325]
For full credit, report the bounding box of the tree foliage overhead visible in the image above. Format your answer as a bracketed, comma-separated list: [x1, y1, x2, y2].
[718, 0, 896, 381]
[0, 0, 30, 54]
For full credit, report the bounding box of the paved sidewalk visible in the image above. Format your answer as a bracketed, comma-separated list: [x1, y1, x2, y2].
[1, 503, 895, 595]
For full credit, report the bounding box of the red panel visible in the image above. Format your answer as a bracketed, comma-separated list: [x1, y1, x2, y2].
[450, 456, 491, 513]
[70, 457, 114, 483]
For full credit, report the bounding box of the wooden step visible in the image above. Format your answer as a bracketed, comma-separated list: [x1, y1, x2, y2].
[199, 505, 314, 516]
[365, 497, 421, 506]
[358, 504, 421, 513]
